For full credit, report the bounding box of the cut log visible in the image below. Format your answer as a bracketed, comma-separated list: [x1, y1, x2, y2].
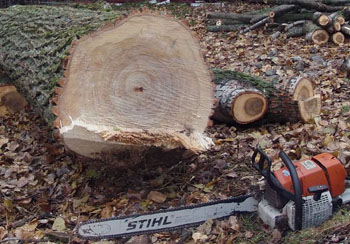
[250, 4, 299, 24]
[0, 6, 215, 159]
[206, 12, 255, 23]
[331, 32, 345, 44]
[213, 79, 267, 124]
[313, 11, 331, 27]
[304, 21, 330, 44]
[212, 70, 321, 124]
[240, 17, 273, 34]
[327, 21, 342, 33]
[329, 12, 346, 25]
[268, 77, 321, 122]
[341, 24, 350, 35]
[207, 24, 247, 32]
[275, 11, 313, 22]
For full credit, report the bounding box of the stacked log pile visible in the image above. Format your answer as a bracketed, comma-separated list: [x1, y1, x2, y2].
[207, 1, 350, 45]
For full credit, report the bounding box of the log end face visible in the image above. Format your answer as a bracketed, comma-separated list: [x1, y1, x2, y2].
[298, 95, 322, 123]
[312, 29, 330, 45]
[232, 93, 267, 124]
[291, 77, 314, 101]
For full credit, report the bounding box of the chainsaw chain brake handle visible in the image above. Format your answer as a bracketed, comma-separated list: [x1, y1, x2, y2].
[252, 148, 303, 230]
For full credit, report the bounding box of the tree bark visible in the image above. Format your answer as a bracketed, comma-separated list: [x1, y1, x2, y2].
[275, 11, 313, 22]
[341, 24, 350, 35]
[0, 6, 215, 159]
[286, 26, 305, 37]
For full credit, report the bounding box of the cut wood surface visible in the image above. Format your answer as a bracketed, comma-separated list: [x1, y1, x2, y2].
[0, 6, 215, 159]
[313, 11, 331, 27]
[213, 79, 267, 124]
[331, 31, 345, 44]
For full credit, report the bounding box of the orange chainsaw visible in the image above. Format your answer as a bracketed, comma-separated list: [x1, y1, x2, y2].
[77, 148, 350, 240]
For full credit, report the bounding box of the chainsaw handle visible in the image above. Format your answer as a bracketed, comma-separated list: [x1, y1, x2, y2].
[279, 151, 303, 231]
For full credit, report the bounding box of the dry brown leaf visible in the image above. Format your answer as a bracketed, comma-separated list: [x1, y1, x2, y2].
[271, 229, 282, 243]
[52, 217, 66, 231]
[228, 216, 240, 232]
[0, 227, 8, 240]
[147, 191, 167, 203]
[101, 205, 113, 219]
[192, 232, 208, 242]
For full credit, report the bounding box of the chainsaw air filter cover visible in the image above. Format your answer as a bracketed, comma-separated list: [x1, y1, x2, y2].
[284, 191, 332, 230]
[273, 153, 346, 198]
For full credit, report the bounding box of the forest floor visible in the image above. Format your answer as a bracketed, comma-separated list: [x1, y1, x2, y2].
[1, 1, 350, 244]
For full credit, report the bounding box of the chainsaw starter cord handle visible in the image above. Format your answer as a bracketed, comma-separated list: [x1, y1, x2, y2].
[279, 151, 303, 231]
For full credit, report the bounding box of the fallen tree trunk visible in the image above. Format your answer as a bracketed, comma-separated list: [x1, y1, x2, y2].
[0, 6, 215, 159]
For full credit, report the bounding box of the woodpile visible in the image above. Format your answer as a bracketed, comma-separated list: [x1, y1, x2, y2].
[207, 1, 350, 45]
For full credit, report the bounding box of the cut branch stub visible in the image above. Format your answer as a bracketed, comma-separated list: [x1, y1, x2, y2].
[55, 13, 214, 158]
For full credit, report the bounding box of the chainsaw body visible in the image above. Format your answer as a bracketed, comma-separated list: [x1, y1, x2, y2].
[252, 149, 350, 230]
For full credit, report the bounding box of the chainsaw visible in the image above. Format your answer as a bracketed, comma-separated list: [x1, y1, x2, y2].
[77, 148, 350, 240]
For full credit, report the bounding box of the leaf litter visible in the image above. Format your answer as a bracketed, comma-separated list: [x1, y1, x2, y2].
[0, 1, 350, 244]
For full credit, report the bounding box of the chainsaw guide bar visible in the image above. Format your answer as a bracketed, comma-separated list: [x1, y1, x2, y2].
[77, 195, 258, 240]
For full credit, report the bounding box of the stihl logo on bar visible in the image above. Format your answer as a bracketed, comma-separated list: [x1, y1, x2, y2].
[126, 216, 172, 231]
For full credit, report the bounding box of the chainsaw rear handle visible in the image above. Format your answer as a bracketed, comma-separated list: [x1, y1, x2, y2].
[279, 151, 303, 231]
[252, 148, 303, 230]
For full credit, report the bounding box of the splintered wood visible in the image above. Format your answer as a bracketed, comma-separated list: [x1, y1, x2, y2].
[55, 13, 214, 158]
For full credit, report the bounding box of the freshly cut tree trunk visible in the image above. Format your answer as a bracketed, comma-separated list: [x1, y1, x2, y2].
[304, 21, 330, 44]
[213, 80, 268, 124]
[0, 6, 215, 159]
